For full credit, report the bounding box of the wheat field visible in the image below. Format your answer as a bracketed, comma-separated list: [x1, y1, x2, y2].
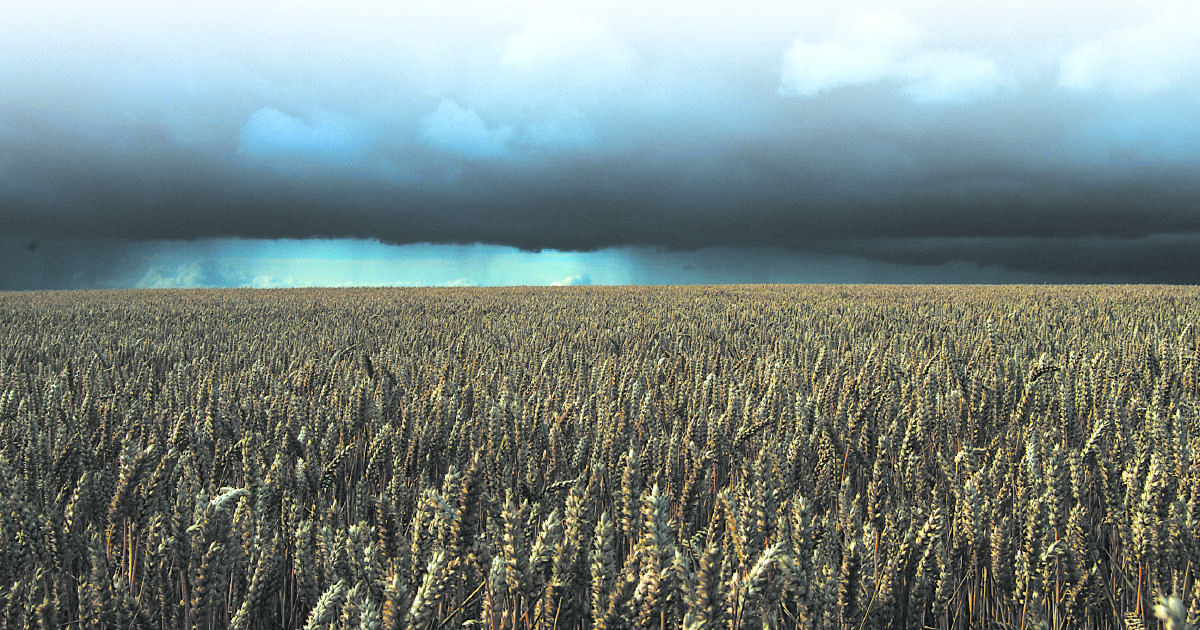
[1, 285, 1198, 629]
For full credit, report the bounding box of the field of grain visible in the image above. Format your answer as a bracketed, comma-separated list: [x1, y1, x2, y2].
[1, 285, 1198, 629]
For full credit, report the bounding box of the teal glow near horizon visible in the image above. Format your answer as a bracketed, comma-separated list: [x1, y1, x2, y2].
[128, 241, 631, 289]
[111, 238, 1065, 289]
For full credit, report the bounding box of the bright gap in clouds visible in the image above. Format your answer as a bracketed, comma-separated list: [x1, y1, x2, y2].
[128, 240, 629, 289]
[4, 236, 1163, 290]
[116, 240, 1079, 289]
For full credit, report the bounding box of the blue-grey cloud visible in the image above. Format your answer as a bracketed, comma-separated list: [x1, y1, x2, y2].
[238, 107, 372, 174]
[421, 100, 514, 160]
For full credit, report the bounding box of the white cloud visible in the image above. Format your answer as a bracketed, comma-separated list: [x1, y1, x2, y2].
[500, 13, 637, 91]
[779, 11, 917, 97]
[445, 277, 475, 287]
[780, 40, 892, 97]
[1058, 3, 1200, 94]
[421, 99, 513, 159]
[135, 262, 203, 288]
[779, 9, 1009, 104]
[900, 50, 1008, 104]
[248, 274, 296, 288]
[549, 273, 591, 286]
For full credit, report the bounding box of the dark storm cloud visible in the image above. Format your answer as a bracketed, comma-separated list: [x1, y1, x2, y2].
[3, 1, 1200, 286]
[5, 95, 1199, 277]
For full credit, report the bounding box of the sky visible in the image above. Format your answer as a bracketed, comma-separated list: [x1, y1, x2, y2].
[2, 0, 1199, 288]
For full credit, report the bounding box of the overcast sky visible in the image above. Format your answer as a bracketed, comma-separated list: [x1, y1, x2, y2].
[2, 0, 1199, 288]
